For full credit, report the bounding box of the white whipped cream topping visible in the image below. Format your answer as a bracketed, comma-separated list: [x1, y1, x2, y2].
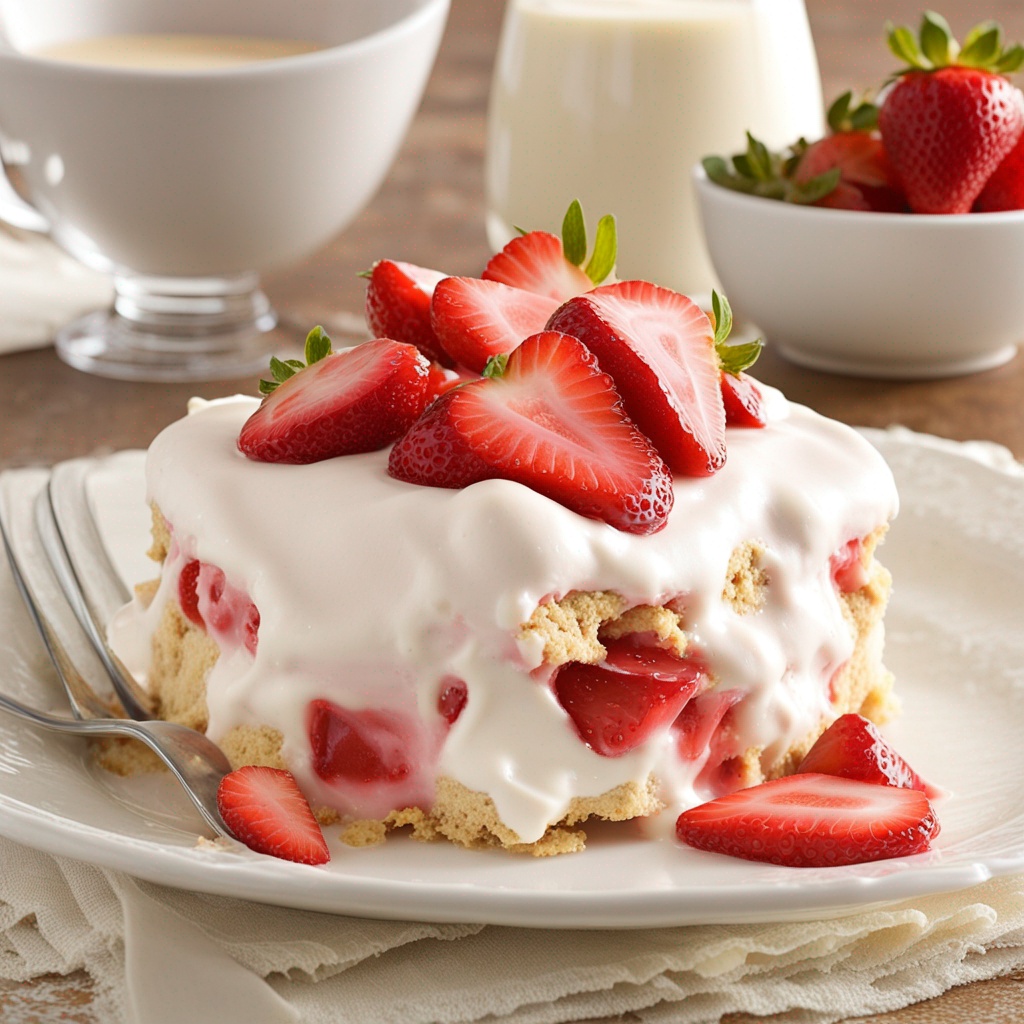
[109, 389, 898, 843]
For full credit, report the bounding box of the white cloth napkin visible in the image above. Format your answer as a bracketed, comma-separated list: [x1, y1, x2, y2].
[2, 835, 1024, 1024]
[0, 226, 112, 353]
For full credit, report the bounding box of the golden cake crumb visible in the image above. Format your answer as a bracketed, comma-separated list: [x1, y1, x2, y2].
[722, 541, 769, 614]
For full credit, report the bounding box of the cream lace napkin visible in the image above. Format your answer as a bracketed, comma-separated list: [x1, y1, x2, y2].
[2, 834, 1024, 1024]
[0, 227, 111, 353]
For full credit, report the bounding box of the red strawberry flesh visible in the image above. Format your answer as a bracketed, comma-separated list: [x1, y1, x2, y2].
[554, 637, 706, 757]
[237, 338, 431, 464]
[365, 259, 451, 366]
[975, 131, 1024, 211]
[307, 699, 414, 785]
[797, 713, 928, 791]
[547, 281, 727, 476]
[676, 772, 939, 867]
[482, 230, 593, 302]
[217, 766, 330, 865]
[431, 276, 560, 373]
[387, 330, 675, 534]
[720, 372, 767, 428]
[178, 559, 259, 655]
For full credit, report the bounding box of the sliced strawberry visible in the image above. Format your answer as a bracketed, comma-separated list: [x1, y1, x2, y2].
[217, 766, 330, 865]
[307, 699, 414, 785]
[238, 337, 431, 464]
[483, 231, 594, 302]
[797, 714, 928, 791]
[437, 678, 468, 725]
[720, 372, 766, 428]
[830, 537, 868, 593]
[673, 688, 745, 761]
[388, 330, 675, 535]
[364, 259, 452, 366]
[554, 637, 706, 757]
[676, 773, 939, 867]
[547, 282, 726, 476]
[431, 276, 560, 373]
[178, 559, 204, 626]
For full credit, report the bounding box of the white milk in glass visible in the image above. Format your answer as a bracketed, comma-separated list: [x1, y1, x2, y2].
[486, 0, 824, 296]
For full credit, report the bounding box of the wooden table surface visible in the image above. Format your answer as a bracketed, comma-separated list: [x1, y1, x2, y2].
[3, 1, 1024, 1020]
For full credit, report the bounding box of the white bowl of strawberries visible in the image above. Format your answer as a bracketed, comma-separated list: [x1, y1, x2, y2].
[695, 12, 1024, 380]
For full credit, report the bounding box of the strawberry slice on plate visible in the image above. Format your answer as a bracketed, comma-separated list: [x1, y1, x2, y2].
[238, 330, 431, 464]
[364, 259, 452, 366]
[554, 637, 706, 757]
[796, 713, 929, 792]
[388, 330, 674, 535]
[431, 276, 560, 373]
[547, 281, 727, 475]
[217, 766, 330, 865]
[676, 773, 939, 867]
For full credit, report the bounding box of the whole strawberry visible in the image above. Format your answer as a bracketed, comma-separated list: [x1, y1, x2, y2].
[878, 12, 1024, 214]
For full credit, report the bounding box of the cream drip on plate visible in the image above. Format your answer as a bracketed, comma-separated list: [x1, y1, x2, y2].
[109, 390, 898, 843]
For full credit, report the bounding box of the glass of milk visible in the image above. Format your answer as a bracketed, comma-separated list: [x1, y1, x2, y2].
[486, 0, 824, 298]
[0, 0, 449, 381]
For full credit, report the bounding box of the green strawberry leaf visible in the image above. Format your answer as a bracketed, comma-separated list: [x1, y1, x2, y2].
[584, 214, 617, 285]
[710, 291, 733, 348]
[356, 267, 374, 280]
[269, 357, 297, 384]
[959, 23, 1001, 67]
[997, 43, 1024, 73]
[304, 325, 333, 365]
[826, 92, 853, 133]
[792, 167, 843, 204]
[717, 338, 764, 376]
[920, 11, 956, 67]
[482, 353, 509, 379]
[848, 101, 880, 132]
[711, 291, 762, 374]
[887, 22, 930, 70]
[561, 199, 587, 267]
[745, 133, 774, 180]
[257, 326, 333, 396]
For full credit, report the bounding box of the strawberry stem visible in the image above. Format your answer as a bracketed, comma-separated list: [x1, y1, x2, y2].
[482, 353, 509, 379]
[712, 292, 763, 376]
[257, 326, 333, 396]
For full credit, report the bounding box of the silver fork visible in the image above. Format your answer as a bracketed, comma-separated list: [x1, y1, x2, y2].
[36, 469, 155, 720]
[0, 472, 233, 839]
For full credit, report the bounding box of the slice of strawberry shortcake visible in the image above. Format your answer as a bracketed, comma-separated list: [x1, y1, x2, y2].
[108, 215, 905, 860]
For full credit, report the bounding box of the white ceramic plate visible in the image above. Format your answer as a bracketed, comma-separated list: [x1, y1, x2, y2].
[0, 430, 1021, 929]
